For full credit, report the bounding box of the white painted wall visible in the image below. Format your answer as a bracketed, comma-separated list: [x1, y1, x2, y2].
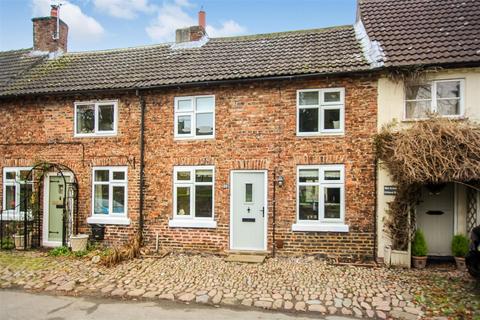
[376, 67, 480, 262]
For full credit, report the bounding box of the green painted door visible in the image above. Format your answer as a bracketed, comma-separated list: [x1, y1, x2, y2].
[48, 176, 67, 243]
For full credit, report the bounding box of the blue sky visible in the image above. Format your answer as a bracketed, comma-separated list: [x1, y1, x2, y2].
[0, 0, 357, 52]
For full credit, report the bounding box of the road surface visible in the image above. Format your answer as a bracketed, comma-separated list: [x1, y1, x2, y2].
[0, 290, 354, 320]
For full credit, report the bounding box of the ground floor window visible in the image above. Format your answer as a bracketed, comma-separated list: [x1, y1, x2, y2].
[2, 167, 33, 219]
[87, 166, 130, 225]
[293, 164, 348, 232]
[169, 166, 216, 228]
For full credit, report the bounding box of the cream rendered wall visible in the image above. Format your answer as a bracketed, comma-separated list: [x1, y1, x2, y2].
[377, 67, 480, 261]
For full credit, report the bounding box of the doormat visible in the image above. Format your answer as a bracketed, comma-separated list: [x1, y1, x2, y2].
[225, 254, 266, 263]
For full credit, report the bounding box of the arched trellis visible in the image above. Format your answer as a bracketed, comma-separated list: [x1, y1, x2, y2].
[24, 162, 79, 248]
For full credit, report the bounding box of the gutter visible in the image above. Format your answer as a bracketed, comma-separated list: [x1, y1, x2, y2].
[136, 90, 146, 243]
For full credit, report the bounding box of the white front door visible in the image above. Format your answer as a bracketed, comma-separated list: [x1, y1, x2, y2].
[416, 183, 454, 256]
[230, 171, 267, 251]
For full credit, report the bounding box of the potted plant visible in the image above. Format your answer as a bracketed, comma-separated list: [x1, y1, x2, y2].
[411, 229, 428, 269]
[451, 234, 469, 271]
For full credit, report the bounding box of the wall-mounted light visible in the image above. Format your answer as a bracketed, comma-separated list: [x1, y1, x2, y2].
[277, 175, 285, 187]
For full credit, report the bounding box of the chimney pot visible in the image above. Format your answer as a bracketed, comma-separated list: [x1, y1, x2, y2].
[50, 5, 58, 18]
[198, 10, 206, 29]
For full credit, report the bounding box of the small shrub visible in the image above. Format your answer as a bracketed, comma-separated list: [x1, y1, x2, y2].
[73, 250, 88, 258]
[1, 239, 14, 250]
[48, 246, 71, 257]
[451, 234, 469, 257]
[86, 242, 99, 252]
[412, 229, 428, 256]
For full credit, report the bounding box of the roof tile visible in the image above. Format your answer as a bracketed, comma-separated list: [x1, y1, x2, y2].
[0, 26, 371, 96]
[359, 0, 480, 66]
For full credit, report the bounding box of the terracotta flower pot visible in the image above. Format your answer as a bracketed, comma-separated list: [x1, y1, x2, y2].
[412, 256, 427, 269]
[454, 257, 466, 271]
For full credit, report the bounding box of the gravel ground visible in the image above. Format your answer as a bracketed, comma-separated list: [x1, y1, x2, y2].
[0, 251, 478, 319]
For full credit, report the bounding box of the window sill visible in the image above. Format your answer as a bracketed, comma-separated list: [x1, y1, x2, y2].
[292, 223, 349, 233]
[168, 219, 217, 229]
[401, 116, 466, 123]
[174, 136, 215, 141]
[87, 216, 130, 225]
[74, 133, 117, 138]
[0, 213, 33, 221]
[296, 132, 344, 137]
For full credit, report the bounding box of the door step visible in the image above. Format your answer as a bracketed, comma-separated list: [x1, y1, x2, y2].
[225, 254, 266, 264]
[225, 249, 270, 255]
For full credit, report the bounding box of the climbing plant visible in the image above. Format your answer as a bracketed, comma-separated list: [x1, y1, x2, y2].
[376, 117, 480, 250]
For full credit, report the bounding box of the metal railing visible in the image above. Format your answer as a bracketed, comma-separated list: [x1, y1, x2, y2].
[0, 204, 40, 250]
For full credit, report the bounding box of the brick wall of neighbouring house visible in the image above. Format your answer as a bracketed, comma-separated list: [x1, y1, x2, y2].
[0, 73, 377, 261]
[141, 74, 377, 261]
[0, 93, 141, 246]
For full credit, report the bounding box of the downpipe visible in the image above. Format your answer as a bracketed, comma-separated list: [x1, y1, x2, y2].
[136, 90, 146, 244]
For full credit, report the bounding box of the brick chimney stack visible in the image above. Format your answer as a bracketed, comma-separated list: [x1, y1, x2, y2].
[175, 10, 207, 43]
[32, 4, 68, 54]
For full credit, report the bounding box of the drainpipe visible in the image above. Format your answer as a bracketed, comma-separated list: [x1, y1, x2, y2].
[136, 90, 146, 243]
[373, 157, 378, 263]
[272, 170, 277, 257]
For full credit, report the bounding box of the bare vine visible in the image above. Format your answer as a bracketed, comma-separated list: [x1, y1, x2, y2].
[376, 117, 480, 250]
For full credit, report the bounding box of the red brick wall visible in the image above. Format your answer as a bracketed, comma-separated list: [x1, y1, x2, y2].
[0, 93, 140, 245]
[141, 75, 377, 261]
[0, 74, 377, 261]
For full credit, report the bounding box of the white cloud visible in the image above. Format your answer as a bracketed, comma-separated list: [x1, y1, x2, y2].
[93, 0, 157, 19]
[146, 3, 195, 42]
[32, 0, 105, 43]
[146, 1, 246, 43]
[206, 20, 246, 38]
[174, 0, 194, 8]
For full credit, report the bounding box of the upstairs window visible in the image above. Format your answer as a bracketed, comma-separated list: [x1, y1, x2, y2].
[75, 101, 117, 137]
[174, 96, 215, 139]
[405, 79, 464, 119]
[297, 88, 345, 135]
[2, 167, 33, 218]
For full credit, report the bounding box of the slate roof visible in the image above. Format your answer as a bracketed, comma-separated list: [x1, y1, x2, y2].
[0, 26, 372, 97]
[359, 0, 480, 67]
[0, 48, 46, 93]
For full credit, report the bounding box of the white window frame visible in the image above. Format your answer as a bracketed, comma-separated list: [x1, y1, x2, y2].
[2, 167, 33, 220]
[174, 95, 215, 140]
[74, 100, 118, 137]
[87, 166, 129, 225]
[296, 88, 345, 136]
[292, 164, 348, 232]
[169, 165, 216, 228]
[404, 79, 465, 120]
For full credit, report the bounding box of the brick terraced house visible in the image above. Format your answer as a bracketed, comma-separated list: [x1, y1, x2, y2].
[0, 0, 478, 264]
